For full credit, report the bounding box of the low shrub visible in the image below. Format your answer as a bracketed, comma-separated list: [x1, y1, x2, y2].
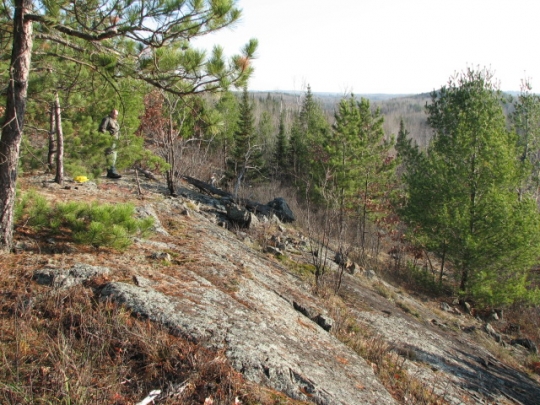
[15, 191, 154, 250]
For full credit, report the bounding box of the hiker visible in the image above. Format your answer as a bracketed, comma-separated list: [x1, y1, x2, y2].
[99, 109, 122, 179]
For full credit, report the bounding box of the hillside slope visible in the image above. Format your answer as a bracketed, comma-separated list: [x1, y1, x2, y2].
[3, 171, 540, 405]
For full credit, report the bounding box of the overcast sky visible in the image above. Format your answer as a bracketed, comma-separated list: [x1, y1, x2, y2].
[194, 0, 540, 94]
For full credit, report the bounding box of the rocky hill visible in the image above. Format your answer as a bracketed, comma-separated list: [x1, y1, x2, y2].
[2, 170, 540, 405]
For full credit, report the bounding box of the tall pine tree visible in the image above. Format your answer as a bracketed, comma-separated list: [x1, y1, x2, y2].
[512, 80, 540, 201]
[401, 68, 540, 305]
[328, 95, 395, 253]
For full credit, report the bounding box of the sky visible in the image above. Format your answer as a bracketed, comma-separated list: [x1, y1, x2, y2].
[194, 0, 540, 95]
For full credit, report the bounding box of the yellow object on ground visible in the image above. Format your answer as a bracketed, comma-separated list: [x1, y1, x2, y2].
[74, 176, 89, 183]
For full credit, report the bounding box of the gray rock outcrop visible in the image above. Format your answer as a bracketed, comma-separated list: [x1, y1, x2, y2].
[97, 213, 396, 404]
[511, 338, 538, 354]
[226, 203, 252, 227]
[33, 263, 110, 289]
[135, 204, 169, 236]
[101, 278, 395, 405]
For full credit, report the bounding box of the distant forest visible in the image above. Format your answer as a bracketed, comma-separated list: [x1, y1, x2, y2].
[255, 90, 518, 150]
[256, 91, 434, 147]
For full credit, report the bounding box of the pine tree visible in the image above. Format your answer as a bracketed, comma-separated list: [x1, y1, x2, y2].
[401, 68, 540, 305]
[328, 95, 395, 253]
[512, 79, 540, 201]
[0, 0, 258, 251]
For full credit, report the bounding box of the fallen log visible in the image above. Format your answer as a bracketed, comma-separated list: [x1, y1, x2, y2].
[135, 165, 158, 181]
[183, 175, 230, 197]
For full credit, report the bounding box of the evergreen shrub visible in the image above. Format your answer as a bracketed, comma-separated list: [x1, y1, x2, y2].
[16, 191, 154, 250]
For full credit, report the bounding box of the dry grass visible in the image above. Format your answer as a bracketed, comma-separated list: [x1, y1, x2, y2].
[506, 305, 540, 344]
[0, 253, 307, 405]
[321, 295, 449, 405]
[372, 280, 395, 300]
[395, 300, 420, 318]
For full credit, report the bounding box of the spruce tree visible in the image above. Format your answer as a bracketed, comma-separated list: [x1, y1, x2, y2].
[287, 115, 305, 180]
[256, 110, 275, 177]
[229, 86, 262, 197]
[287, 85, 330, 186]
[273, 110, 288, 179]
[395, 118, 423, 179]
[214, 90, 239, 172]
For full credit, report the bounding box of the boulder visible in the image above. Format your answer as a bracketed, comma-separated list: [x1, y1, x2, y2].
[266, 198, 295, 223]
[226, 204, 252, 227]
[511, 338, 538, 354]
[485, 323, 502, 343]
[33, 263, 110, 289]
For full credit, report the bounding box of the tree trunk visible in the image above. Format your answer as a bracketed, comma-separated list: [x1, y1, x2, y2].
[183, 175, 230, 197]
[233, 168, 245, 201]
[166, 117, 177, 196]
[166, 171, 177, 197]
[359, 177, 369, 255]
[460, 265, 469, 292]
[0, 0, 33, 252]
[439, 244, 447, 285]
[47, 105, 56, 171]
[54, 93, 64, 184]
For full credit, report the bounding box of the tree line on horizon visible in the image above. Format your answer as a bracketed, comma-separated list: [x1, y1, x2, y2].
[2, 1, 540, 308]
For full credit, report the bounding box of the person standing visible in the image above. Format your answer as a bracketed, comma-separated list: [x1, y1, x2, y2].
[99, 109, 122, 179]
